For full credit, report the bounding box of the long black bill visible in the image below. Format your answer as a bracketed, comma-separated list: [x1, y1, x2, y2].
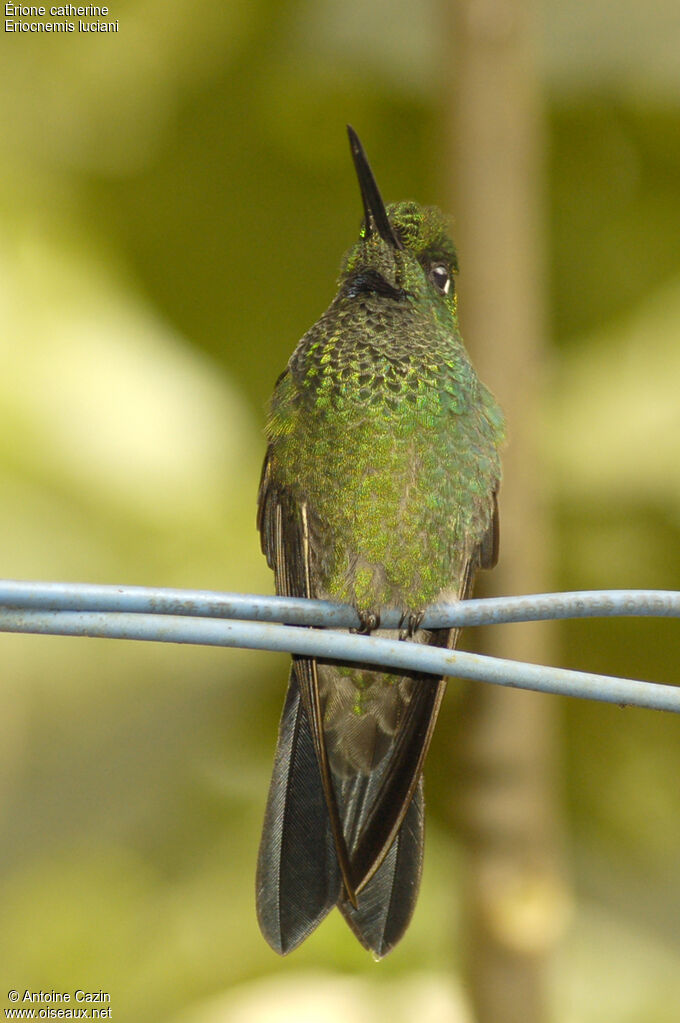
[347, 126, 404, 251]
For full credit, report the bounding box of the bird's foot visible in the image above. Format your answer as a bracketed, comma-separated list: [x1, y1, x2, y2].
[398, 610, 424, 641]
[351, 609, 381, 635]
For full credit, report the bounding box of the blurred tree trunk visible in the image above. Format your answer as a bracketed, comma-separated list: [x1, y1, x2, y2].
[443, 2, 569, 1021]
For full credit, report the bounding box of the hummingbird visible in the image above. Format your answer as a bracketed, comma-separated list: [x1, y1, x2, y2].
[256, 127, 504, 957]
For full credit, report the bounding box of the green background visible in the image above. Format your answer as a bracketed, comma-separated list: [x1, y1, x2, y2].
[0, 1, 679, 1020]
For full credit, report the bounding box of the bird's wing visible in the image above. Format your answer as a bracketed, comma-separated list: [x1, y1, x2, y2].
[257, 449, 500, 954]
[257, 450, 358, 904]
[339, 774, 425, 957]
[479, 488, 500, 570]
[256, 665, 342, 953]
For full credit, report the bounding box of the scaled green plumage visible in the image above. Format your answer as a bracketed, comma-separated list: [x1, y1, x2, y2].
[266, 200, 503, 611]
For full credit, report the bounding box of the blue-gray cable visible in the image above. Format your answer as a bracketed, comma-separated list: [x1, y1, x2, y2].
[0, 581, 677, 713]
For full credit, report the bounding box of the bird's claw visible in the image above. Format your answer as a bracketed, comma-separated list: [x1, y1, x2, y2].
[398, 610, 424, 641]
[351, 610, 381, 635]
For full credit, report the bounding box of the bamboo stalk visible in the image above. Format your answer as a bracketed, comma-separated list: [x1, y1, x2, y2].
[444, 1, 569, 1019]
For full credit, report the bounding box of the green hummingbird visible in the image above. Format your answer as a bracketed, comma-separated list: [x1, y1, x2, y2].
[256, 127, 504, 957]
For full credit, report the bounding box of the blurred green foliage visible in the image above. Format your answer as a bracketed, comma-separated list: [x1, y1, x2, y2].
[0, 1, 679, 1021]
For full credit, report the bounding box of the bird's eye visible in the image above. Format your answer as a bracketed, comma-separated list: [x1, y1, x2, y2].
[429, 263, 452, 295]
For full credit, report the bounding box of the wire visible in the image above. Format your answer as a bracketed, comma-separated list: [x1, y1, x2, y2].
[0, 581, 677, 714]
[0, 580, 678, 627]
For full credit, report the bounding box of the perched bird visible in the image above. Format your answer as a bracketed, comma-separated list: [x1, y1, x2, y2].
[256, 127, 504, 957]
